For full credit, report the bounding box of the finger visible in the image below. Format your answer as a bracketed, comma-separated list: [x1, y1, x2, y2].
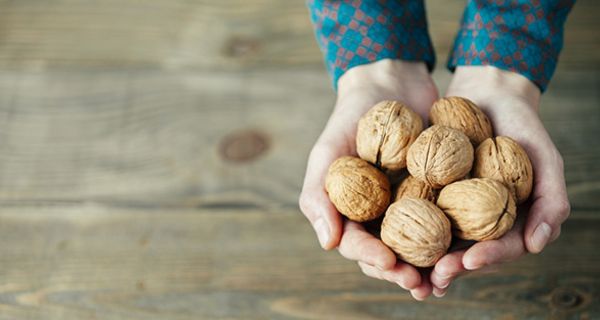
[299, 143, 345, 250]
[550, 225, 561, 242]
[463, 217, 526, 270]
[338, 220, 396, 270]
[433, 263, 500, 297]
[357, 261, 384, 280]
[298, 187, 342, 250]
[410, 270, 433, 301]
[432, 286, 447, 298]
[390, 263, 422, 290]
[358, 261, 422, 290]
[524, 149, 570, 254]
[431, 250, 467, 290]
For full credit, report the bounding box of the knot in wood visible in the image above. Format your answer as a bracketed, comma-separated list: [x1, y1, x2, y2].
[219, 129, 270, 163]
[551, 287, 583, 310]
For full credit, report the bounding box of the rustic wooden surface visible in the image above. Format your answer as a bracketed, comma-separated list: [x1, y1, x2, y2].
[0, 0, 598, 319]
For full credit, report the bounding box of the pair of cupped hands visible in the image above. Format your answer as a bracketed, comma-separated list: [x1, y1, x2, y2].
[299, 60, 570, 300]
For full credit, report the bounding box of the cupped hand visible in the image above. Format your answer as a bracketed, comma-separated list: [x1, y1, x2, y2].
[429, 66, 570, 298]
[299, 59, 439, 299]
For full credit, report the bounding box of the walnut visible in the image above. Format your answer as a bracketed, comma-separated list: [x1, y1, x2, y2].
[394, 175, 437, 202]
[356, 100, 423, 173]
[473, 136, 533, 203]
[429, 97, 493, 145]
[325, 156, 391, 222]
[437, 178, 517, 241]
[381, 198, 451, 267]
[406, 125, 474, 188]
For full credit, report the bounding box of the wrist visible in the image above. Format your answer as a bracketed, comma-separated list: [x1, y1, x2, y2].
[448, 66, 541, 112]
[337, 59, 431, 97]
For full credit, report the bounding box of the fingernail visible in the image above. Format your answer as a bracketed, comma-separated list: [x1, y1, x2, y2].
[314, 217, 330, 248]
[532, 222, 551, 253]
[410, 291, 426, 301]
[433, 271, 450, 288]
[463, 259, 484, 271]
[433, 288, 447, 298]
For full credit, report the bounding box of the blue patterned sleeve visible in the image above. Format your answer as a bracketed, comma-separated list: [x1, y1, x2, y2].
[307, 0, 435, 89]
[448, 0, 576, 92]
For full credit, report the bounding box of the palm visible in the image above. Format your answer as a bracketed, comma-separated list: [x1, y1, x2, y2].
[299, 60, 440, 300]
[431, 88, 569, 296]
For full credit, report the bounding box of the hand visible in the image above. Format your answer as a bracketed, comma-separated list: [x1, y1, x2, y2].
[299, 59, 439, 299]
[429, 66, 570, 298]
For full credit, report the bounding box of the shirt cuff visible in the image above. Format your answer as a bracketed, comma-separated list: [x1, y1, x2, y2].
[447, 0, 575, 92]
[308, 0, 435, 90]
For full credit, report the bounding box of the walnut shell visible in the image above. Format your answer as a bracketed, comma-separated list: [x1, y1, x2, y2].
[394, 175, 437, 202]
[325, 156, 391, 222]
[356, 100, 423, 173]
[381, 198, 451, 267]
[437, 178, 517, 241]
[430, 97, 493, 145]
[473, 137, 533, 203]
[406, 125, 474, 188]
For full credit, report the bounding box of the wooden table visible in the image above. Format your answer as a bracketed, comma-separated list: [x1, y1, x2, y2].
[0, 1, 598, 319]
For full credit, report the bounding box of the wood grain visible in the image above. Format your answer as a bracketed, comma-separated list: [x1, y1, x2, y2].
[0, 69, 332, 209]
[0, 207, 597, 319]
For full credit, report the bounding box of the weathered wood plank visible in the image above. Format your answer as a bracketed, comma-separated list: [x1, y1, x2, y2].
[0, 68, 598, 211]
[0, 0, 597, 70]
[0, 0, 320, 69]
[0, 207, 597, 319]
[0, 69, 331, 208]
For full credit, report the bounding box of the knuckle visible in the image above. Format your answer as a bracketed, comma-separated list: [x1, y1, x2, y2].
[298, 193, 309, 213]
[556, 199, 571, 222]
[337, 240, 354, 260]
[359, 264, 381, 280]
[551, 226, 562, 242]
[298, 193, 317, 221]
[338, 240, 358, 260]
[336, 245, 349, 259]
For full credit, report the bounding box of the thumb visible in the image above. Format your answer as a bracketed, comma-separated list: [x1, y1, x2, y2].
[524, 148, 570, 254]
[299, 143, 345, 249]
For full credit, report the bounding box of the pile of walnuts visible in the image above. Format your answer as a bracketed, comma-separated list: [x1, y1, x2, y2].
[325, 98, 533, 267]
